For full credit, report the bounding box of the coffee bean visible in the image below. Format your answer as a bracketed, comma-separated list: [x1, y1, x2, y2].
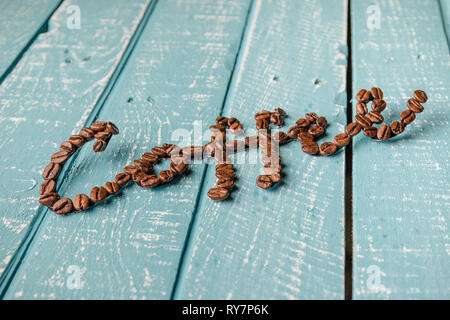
[216, 163, 233, 171]
[229, 122, 243, 134]
[159, 170, 175, 183]
[269, 173, 281, 183]
[319, 142, 337, 156]
[296, 118, 310, 128]
[217, 178, 234, 189]
[216, 116, 228, 125]
[287, 126, 303, 139]
[356, 89, 372, 102]
[115, 173, 131, 186]
[51, 150, 70, 164]
[39, 192, 60, 207]
[363, 126, 377, 138]
[227, 117, 237, 127]
[407, 98, 424, 113]
[151, 146, 168, 158]
[79, 127, 95, 141]
[273, 131, 290, 144]
[93, 139, 107, 152]
[69, 134, 86, 147]
[207, 187, 230, 200]
[302, 141, 319, 155]
[261, 155, 281, 166]
[60, 141, 76, 153]
[141, 174, 160, 188]
[270, 113, 283, 125]
[52, 198, 74, 215]
[42, 162, 61, 180]
[263, 164, 282, 175]
[305, 112, 319, 122]
[391, 121, 405, 135]
[371, 99, 386, 112]
[333, 133, 350, 148]
[216, 169, 235, 180]
[166, 145, 182, 157]
[123, 165, 139, 175]
[274, 108, 286, 116]
[210, 124, 226, 132]
[132, 172, 147, 185]
[91, 121, 107, 132]
[346, 122, 362, 136]
[377, 124, 392, 141]
[39, 179, 56, 195]
[367, 111, 384, 124]
[355, 114, 372, 128]
[356, 102, 368, 115]
[170, 160, 187, 174]
[73, 194, 90, 211]
[413, 90, 428, 103]
[94, 131, 112, 141]
[297, 132, 314, 143]
[308, 125, 325, 137]
[90, 186, 108, 203]
[256, 118, 269, 130]
[142, 152, 159, 163]
[316, 116, 328, 127]
[400, 109, 416, 125]
[134, 159, 152, 173]
[256, 175, 274, 189]
[105, 181, 120, 194]
[254, 110, 272, 120]
[106, 122, 119, 135]
[370, 87, 383, 100]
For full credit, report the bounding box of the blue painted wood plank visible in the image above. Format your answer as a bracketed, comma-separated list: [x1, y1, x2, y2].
[352, 0, 450, 299]
[0, 0, 61, 80]
[175, 0, 348, 299]
[0, 0, 152, 290]
[440, 0, 450, 46]
[3, 0, 252, 299]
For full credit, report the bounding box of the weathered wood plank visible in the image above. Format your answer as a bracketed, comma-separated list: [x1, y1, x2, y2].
[0, 0, 61, 80]
[440, 0, 450, 46]
[352, 0, 450, 299]
[3, 0, 252, 299]
[0, 0, 152, 288]
[174, 0, 348, 299]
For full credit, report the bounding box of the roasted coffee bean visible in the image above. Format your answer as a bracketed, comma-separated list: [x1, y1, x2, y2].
[256, 118, 269, 130]
[91, 121, 107, 132]
[254, 110, 272, 120]
[105, 181, 120, 194]
[302, 141, 319, 155]
[132, 172, 147, 185]
[400, 109, 416, 125]
[207, 187, 230, 200]
[209, 124, 226, 132]
[287, 126, 303, 139]
[69, 134, 86, 147]
[305, 112, 319, 122]
[79, 127, 95, 141]
[391, 121, 405, 135]
[270, 113, 283, 125]
[273, 131, 290, 144]
[142, 152, 159, 163]
[295, 118, 310, 128]
[371, 99, 386, 112]
[134, 159, 152, 173]
[367, 111, 384, 124]
[229, 122, 243, 134]
[370, 87, 383, 100]
[93, 139, 107, 152]
[90, 186, 108, 203]
[39, 192, 60, 207]
[355, 114, 372, 128]
[297, 132, 314, 143]
[151, 146, 168, 158]
[182, 146, 204, 159]
[216, 116, 228, 125]
[333, 133, 350, 148]
[216, 169, 235, 180]
[166, 145, 182, 157]
[217, 178, 235, 189]
[346, 122, 362, 136]
[73, 194, 90, 211]
[52, 198, 74, 215]
[274, 108, 286, 116]
[39, 179, 56, 195]
[141, 175, 160, 188]
[216, 163, 233, 171]
[159, 170, 175, 183]
[60, 141, 76, 153]
[316, 116, 328, 127]
[269, 173, 281, 183]
[94, 131, 112, 141]
[363, 126, 377, 138]
[170, 160, 187, 174]
[319, 142, 337, 156]
[356, 102, 368, 115]
[51, 150, 70, 164]
[227, 117, 238, 127]
[308, 125, 325, 137]
[261, 155, 281, 166]
[414, 90, 428, 103]
[256, 175, 274, 189]
[123, 165, 139, 175]
[106, 122, 119, 135]
[356, 89, 372, 102]
[263, 164, 282, 175]
[42, 162, 61, 180]
[407, 98, 424, 113]
[115, 173, 131, 186]
[377, 124, 392, 141]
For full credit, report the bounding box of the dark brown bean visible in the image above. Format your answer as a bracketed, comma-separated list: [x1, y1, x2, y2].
[42, 162, 61, 180]
[134, 159, 152, 173]
[295, 118, 310, 128]
[207, 187, 230, 200]
[52, 198, 74, 215]
[263, 164, 282, 175]
[356, 102, 368, 115]
[209, 124, 226, 132]
[367, 111, 384, 124]
[229, 122, 243, 134]
[159, 170, 175, 183]
[273, 131, 290, 145]
[346, 122, 362, 136]
[90, 186, 108, 203]
[297, 132, 314, 143]
[377, 124, 392, 141]
[51, 151, 70, 164]
[400, 109, 416, 125]
[91, 121, 107, 132]
[355, 114, 372, 128]
[269, 173, 281, 183]
[254, 110, 272, 120]
[93, 139, 107, 152]
[287, 126, 303, 139]
[363, 126, 377, 138]
[413, 90, 428, 103]
[245, 135, 259, 148]
[39, 192, 60, 207]
[302, 141, 319, 155]
[73, 194, 90, 211]
[216, 169, 235, 180]
[69, 134, 86, 147]
[217, 178, 234, 189]
[39, 179, 56, 195]
[142, 152, 159, 163]
[333, 133, 350, 148]
[106, 122, 119, 135]
[170, 161, 187, 174]
[227, 117, 237, 127]
[141, 175, 160, 188]
[256, 175, 274, 189]
[274, 108, 286, 116]
[60, 141, 76, 153]
[390, 121, 405, 135]
[79, 128, 95, 141]
[216, 163, 233, 171]
[216, 116, 228, 125]
[370, 87, 383, 100]
[256, 118, 269, 130]
[94, 131, 112, 141]
[305, 112, 319, 122]
[151, 146, 168, 158]
[407, 98, 424, 113]
[105, 181, 120, 194]
[371, 99, 386, 112]
[132, 172, 147, 185]
[319, 142, 337, 156]
[115, 173, 131, 186]
[308, 125, 325, 137]
[316, 116, 328, 127]
[270, 113, 283, 125]
[356, 89, 372, 102]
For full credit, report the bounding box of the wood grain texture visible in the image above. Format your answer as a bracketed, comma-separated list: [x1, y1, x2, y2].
[352, 0, 450, 299]
[0, 0, 61, 79]
[0, 0, 152, 287]
[440, 0, 450, 46]
[174, 0, 348, 299]
[3, 0, 252, 299]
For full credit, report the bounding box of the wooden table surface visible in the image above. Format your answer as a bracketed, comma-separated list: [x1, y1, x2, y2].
[0, 0, 448, 299]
